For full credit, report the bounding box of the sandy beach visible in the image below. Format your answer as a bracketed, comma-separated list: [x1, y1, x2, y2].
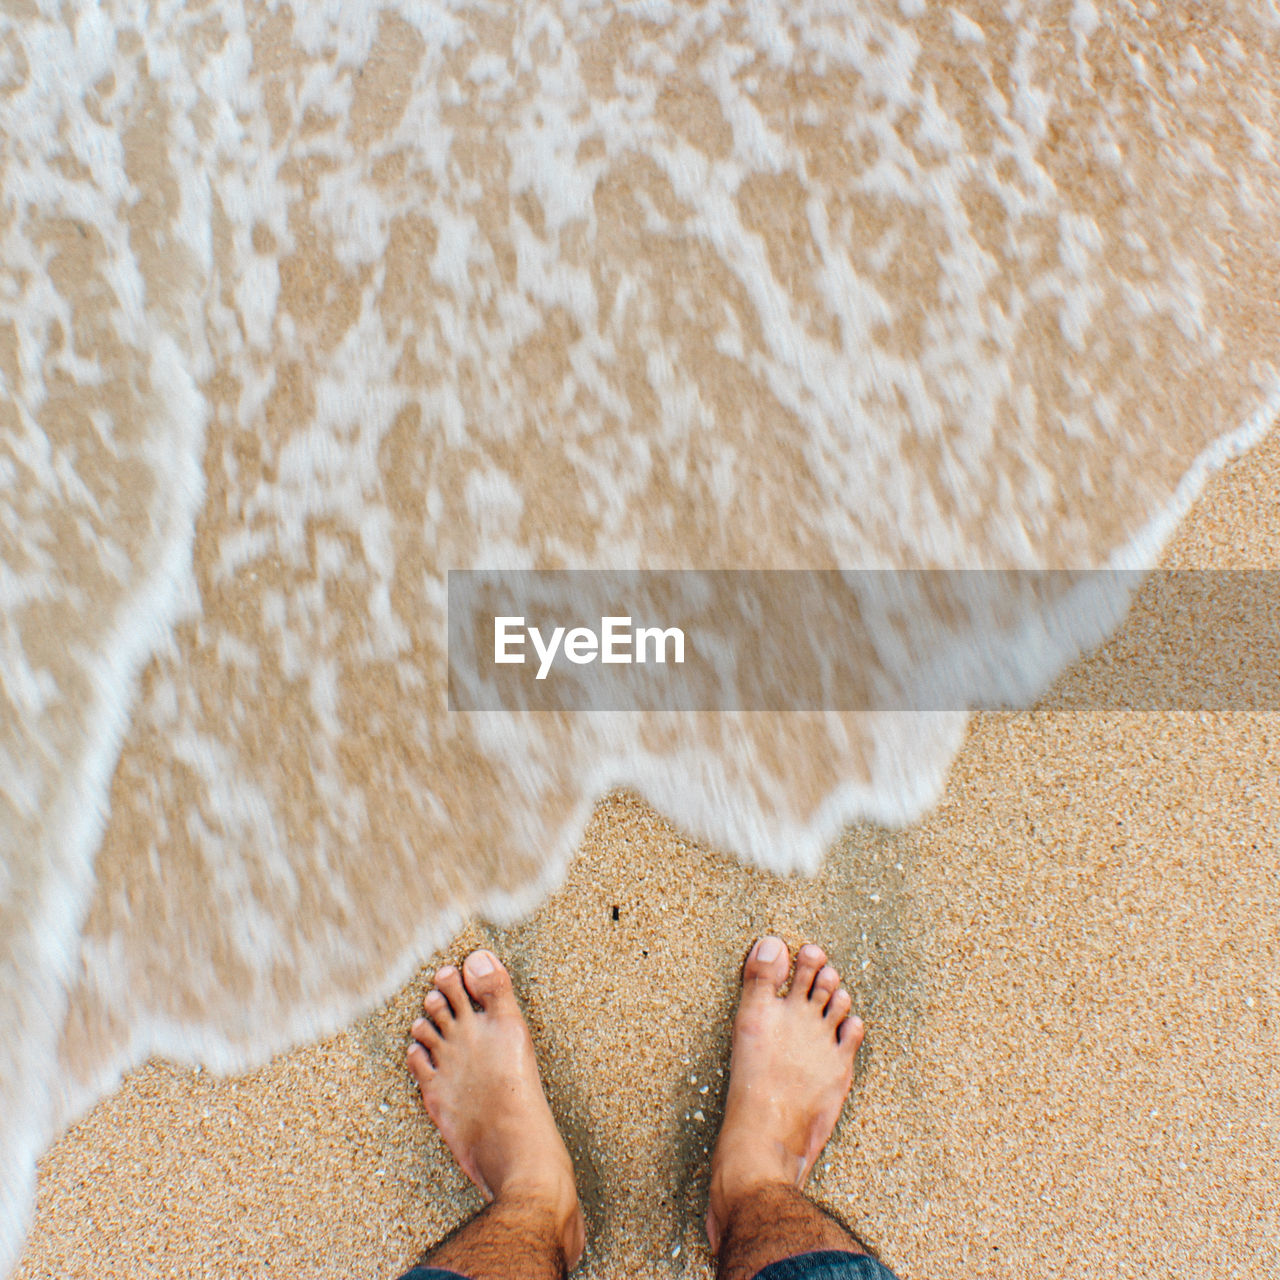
[15, 432, 1279, 1279]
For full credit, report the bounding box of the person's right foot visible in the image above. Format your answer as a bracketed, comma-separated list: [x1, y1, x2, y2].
[407, 950, 585, 1268]
[706, 936, 864, 1252]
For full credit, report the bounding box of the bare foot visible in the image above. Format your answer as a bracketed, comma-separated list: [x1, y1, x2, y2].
[407, 950, 585, 1267]
[706, 936, 865, 1253]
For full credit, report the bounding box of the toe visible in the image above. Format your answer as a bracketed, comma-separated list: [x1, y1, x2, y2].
[837, 1014, 865, 1055]
[462, 949, 517, 1013]
[788, 944, 827, 1001]
[407, 1041, 435, 1085]
[825, 987, 853, 1024]
[742, 935, 790, 996]
[811, 963, 840, 1005]
[411, 1016, 443, 1053]
[423, 989, 450, 1025]
[433, 965, 471, 1018]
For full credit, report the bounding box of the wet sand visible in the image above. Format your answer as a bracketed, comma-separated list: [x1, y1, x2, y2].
[16, 435, 1280, 1279]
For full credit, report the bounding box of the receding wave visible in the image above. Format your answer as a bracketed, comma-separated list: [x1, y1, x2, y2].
[3, 1, 1279, 1271]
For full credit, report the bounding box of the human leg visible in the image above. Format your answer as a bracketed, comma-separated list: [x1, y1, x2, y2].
[401, 950, 584, 1280]
[708, 936, 894, 1280]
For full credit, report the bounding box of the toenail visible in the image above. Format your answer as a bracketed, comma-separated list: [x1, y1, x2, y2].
[756, 937, 782, 963]
[411, 1018, 427, 1034]
[469, 951, 495, 976]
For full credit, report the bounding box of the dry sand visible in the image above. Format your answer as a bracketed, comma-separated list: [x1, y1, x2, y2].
[17, 436, 1280, 1279]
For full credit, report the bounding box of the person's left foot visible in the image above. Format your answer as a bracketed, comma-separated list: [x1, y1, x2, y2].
[707, 937, 864, 1253]
[407, 950, 585, 1267]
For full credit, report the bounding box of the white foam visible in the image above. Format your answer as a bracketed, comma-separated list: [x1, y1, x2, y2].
[0, 342, 209, 1275]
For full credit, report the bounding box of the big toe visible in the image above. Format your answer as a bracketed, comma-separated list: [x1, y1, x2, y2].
[742, 935, 790, 997]
[462, 949, 517, 1012]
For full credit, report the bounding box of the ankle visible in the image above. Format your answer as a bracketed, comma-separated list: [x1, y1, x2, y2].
[708, 1180, 869, 1279]
[492, 1163, 582, 1263]
[711, 1130, 802, 1200]
[708, 1163, 795, 1248]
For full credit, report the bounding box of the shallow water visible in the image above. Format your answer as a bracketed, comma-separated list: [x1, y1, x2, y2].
[2, 0, 1280, 1271]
